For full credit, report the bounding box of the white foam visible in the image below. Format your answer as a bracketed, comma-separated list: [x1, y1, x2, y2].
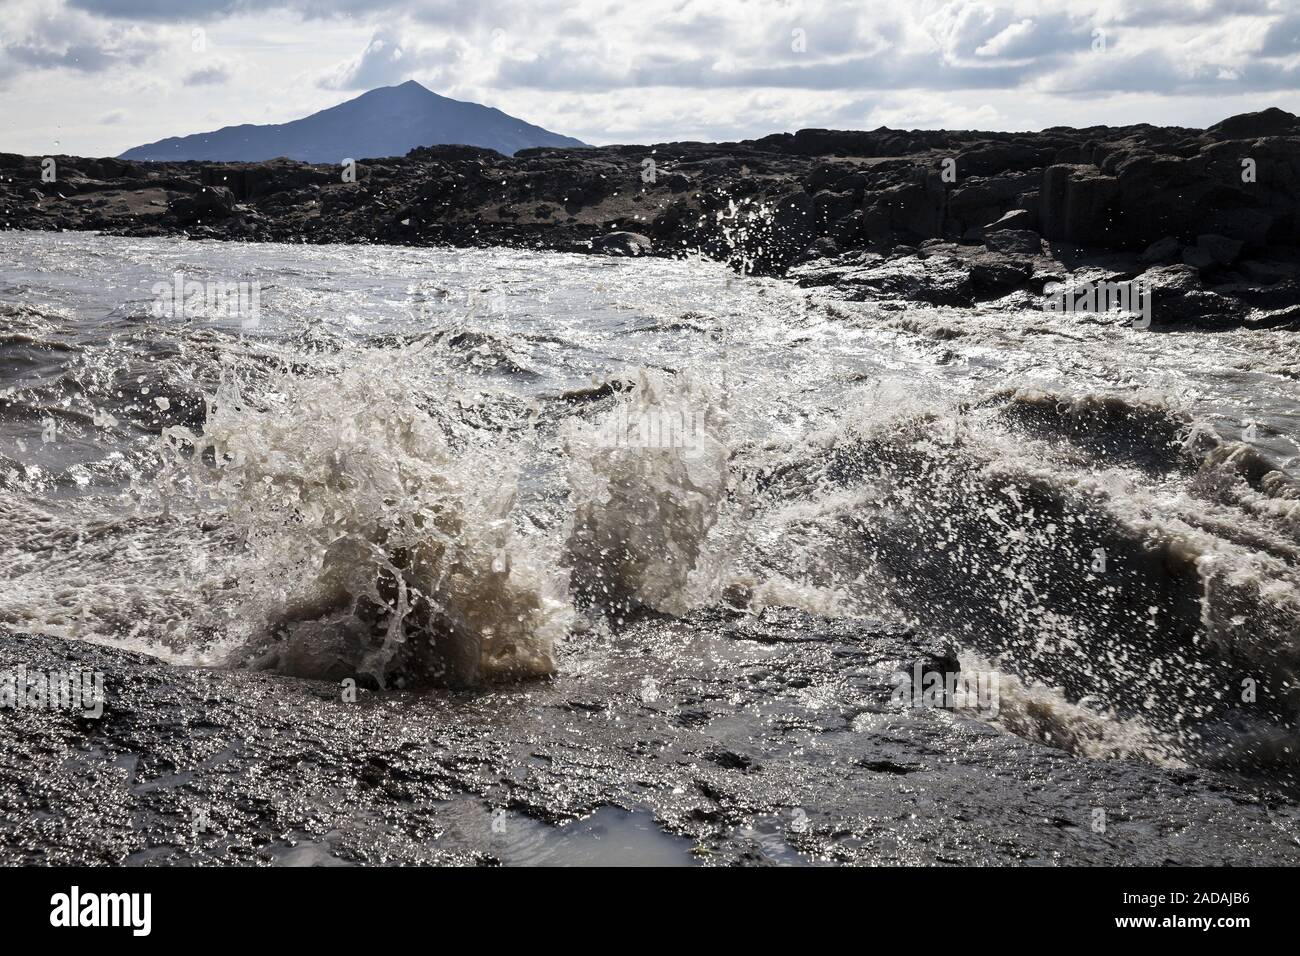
[160, 347, 573, 686]
[564, 369, 731, 616]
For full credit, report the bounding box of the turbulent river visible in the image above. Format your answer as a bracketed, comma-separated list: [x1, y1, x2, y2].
[3, 231, 1300, 776]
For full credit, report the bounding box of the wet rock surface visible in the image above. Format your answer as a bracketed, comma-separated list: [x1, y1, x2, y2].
[592, 230, 652, 256]
[4, 609, 1299, 866]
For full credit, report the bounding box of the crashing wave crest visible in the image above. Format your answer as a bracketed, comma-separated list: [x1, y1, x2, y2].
[161, 350, 573, 687]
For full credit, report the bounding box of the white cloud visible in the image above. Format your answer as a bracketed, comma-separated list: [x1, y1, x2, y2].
[319, 25, 464, 90]
[975, 19, 1036, 57]
[0, 0, 1297, 156]
[184, 61, 232, 84]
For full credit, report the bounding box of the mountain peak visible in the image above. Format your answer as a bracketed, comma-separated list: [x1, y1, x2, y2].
[119, 85, 585, 163]
[380, 79, 432, 96]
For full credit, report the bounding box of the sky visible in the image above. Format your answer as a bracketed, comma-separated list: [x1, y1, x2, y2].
[1, 0, 1298, 157]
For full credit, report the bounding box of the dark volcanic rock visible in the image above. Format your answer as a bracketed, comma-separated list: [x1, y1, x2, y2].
[792, 252, 975, 307]
[1142, 263, 1249, 326]
[1, 106, 1298, 319]
[984, 228, 1043, 256]
[967, 250, 1035, 294]
[1206, 107, 1300, 141]
[986, 208, 1035, 232]
[3, 612, 1298, 866]
[947, 174, 1038, 238]
[1114, 153, 1223, 246]
[593, 231, 652, 256]
[171, 185, 237, 223]
[1141, 236, 1183, 265]
[1041, 165, 1120, 245]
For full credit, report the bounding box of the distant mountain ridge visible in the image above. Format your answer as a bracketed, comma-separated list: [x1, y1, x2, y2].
[119, 81, 586, 162]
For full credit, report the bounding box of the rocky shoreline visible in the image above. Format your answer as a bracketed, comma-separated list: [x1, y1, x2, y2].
[4, 107, 1300, 328]
[5, 610, 1300, 866]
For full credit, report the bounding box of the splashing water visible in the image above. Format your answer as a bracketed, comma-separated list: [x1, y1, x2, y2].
[564, 368, 732, 617]
[160, 347, 572, 687]
[4, 232, 1300, 772]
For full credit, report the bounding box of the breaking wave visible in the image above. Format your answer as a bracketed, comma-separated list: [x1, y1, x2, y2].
[160, 348, 572, 688]
[749, 384, 1300, 767]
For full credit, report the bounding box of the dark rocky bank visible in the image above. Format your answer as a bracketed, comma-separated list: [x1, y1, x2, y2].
[4, 609, 1300, 866]
[4, 107, 1300, 328]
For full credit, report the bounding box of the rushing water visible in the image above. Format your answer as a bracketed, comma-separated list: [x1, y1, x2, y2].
[3, 231, 1300, 775]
